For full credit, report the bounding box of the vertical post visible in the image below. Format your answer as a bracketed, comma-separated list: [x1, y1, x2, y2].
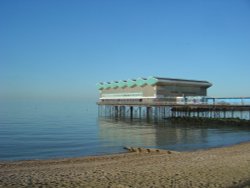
[155, 107, 158, 119]
[98, 105, 100, 117]
[111, 106, 114, 117]
[105, 105, 107, 117]
[112, 106, 115, 117]
[115, 106, 118, 118]
[139, 106, 142, 119]
[119, 106, 121, 117]
[172, 109, 175, 117]
[119, 106, 122, 117]
[126, 106, 130, 117]
[188, 108, 191, 117]
[100, 105, 103, 117]
[211, 108, 214, 118]
[122, 106, 126, 117]
[146, 107, 151, 119]
[100, 105, 102, 117]
[130, 106, 133, 119]
[110, 106, 113, 117]
[109, 105, 111, 117]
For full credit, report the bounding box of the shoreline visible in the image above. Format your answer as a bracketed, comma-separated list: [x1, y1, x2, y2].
[1, 140, 249, 163]
[1, 142, 250, 188]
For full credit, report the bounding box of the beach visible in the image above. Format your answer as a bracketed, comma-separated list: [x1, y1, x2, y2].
[0, 142, 250, 188]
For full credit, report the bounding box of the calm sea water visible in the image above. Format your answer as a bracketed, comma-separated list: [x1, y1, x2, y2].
[0, 100, 250, 161]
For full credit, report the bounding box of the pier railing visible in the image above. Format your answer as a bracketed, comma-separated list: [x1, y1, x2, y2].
[97, 99, 250, 107]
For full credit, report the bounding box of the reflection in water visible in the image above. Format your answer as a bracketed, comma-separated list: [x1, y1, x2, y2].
[99, 119, 157, 147]
[98, 117, 250, 151]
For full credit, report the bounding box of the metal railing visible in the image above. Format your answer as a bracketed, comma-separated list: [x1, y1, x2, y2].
[97, 97, 250, 107]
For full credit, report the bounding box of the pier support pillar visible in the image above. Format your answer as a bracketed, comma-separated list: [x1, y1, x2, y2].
[146, 107, 152, 119]
[154, 107, 158, 119]
[122, 106, 126, 117]
[139, 107, 142, 119]
[98, 105, 101, 116]
[188, 109, 191, 117]
[114, 106, 118, 117]
[130, 106, 133, 119]
[213, 98, 216, 105]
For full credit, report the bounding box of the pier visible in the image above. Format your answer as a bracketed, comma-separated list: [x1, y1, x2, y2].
[97, 98, 250, 120]
[97, 77, 250, 121]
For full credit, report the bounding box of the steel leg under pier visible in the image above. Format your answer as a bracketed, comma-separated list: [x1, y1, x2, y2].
[146, 107, 152, 119]
[130, 106, 133, 119]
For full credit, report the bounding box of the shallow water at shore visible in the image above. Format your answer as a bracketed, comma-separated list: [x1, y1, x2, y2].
[1, 99, 250, 161]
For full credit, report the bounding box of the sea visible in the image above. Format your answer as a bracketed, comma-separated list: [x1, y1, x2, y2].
[1, 99, 250, 161]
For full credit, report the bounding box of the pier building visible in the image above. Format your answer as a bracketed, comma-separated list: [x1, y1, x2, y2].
[97, 76, 250, 121]
[97, 76, 212, 103]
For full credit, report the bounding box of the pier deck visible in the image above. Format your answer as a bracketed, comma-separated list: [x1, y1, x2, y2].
[97, 98, 250, 120]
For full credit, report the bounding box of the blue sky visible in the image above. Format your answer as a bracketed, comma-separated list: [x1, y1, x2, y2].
[1, 0, 250, 101]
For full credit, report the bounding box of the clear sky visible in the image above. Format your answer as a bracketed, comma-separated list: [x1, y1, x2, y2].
[1, 0, 250, 101]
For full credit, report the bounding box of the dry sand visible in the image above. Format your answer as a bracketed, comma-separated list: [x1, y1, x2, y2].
[0, 143, 250, 188]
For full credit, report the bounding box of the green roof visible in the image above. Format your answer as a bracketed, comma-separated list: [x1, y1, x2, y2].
[136, 78, 147, 86]
[127, 79, 136, 87]
[110, 81, 119, 88]
[147, 77, 158, 85]
[97, 76, 212, 90]
[118, 81, 127, 88]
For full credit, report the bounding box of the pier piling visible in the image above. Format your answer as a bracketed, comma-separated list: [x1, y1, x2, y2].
[98, 100, 250, 121]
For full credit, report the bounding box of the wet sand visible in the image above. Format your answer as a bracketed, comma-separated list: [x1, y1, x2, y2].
[0, 142, 250, 188]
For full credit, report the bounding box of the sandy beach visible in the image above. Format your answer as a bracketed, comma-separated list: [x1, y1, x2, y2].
[0, 143, 250, 188]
